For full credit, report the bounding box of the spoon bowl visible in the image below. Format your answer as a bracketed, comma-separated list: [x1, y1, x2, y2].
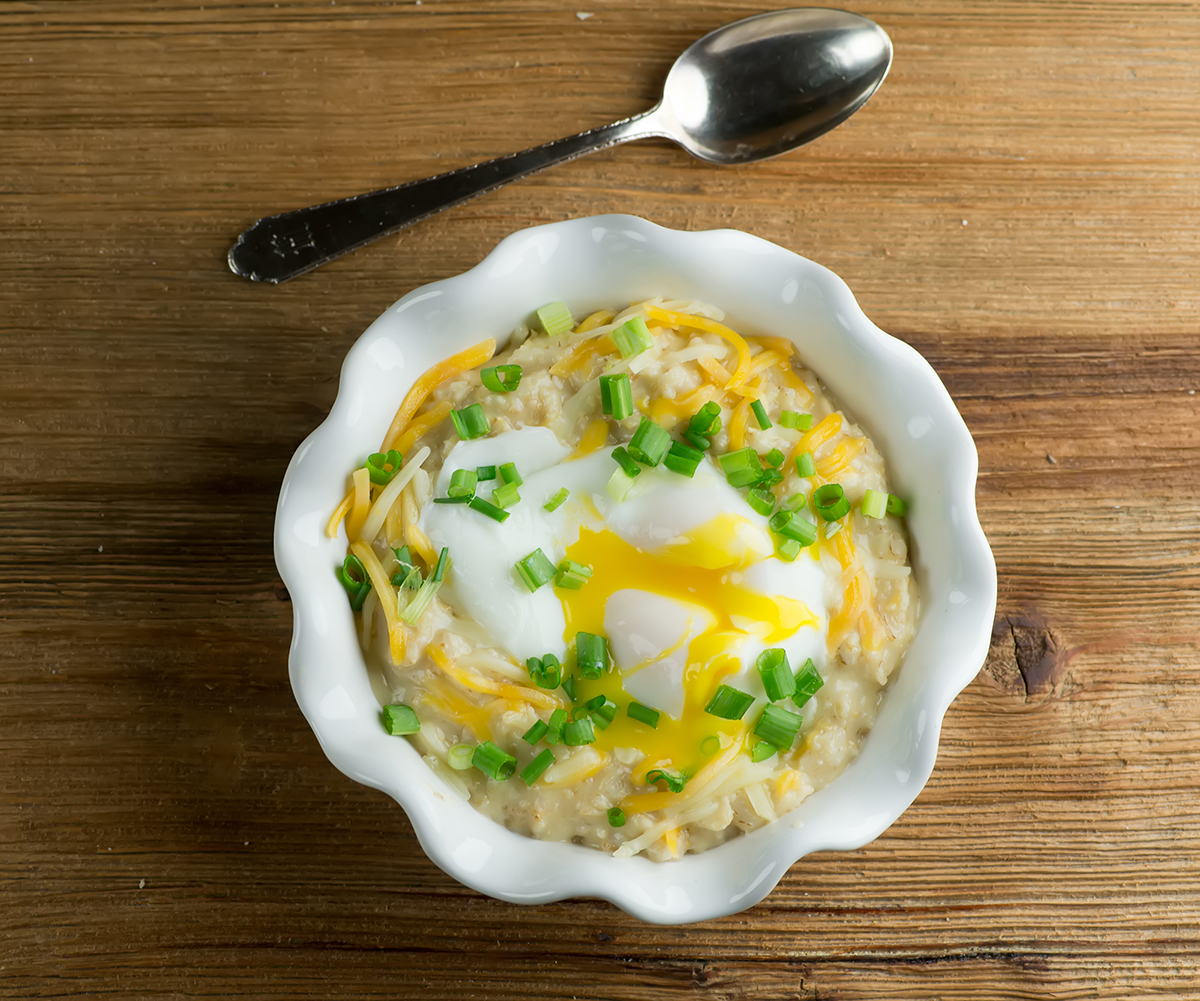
[229, 8, 892, 283]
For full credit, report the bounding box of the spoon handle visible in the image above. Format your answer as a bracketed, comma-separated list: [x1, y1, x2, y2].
[228, 111, 665, 283]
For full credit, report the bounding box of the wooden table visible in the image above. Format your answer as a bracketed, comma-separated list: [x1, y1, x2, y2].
[4, 1, 1198, 997]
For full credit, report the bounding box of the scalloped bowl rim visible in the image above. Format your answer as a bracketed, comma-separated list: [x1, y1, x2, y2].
[274, 215, 996, 924]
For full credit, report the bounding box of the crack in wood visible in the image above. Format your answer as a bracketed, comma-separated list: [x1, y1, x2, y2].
[982, 610, 1068, 698]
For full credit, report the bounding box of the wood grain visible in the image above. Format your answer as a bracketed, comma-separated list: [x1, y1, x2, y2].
[3, 0, 1200, 997]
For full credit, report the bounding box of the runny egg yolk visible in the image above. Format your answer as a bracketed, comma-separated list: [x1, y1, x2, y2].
[560, 519, 818, 783]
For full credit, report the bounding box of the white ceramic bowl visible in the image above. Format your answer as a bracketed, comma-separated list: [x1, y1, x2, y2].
[275, 215, 996, 924]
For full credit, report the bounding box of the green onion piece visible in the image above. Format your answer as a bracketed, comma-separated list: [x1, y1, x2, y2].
[481, 364, 522, 393]
[392, 545, 416, 572]
[770, 509, 817, 546]
[718, 447, 763, 488]
[472, 740, 517, 780]
[763, 448, 785, 469]
[688, 400, 722, 437]
[756, 467, 784, 488]
[861, 488, 887, 519]
[498, 461, 523, 486]
[607, 807, 626, 828]
[555, 558, 593, 590]
[887, 493, 908, 516]
[705, 684, 755, 720]
[522, 719, 550, 745]
[783, 494, 806, 512]
[476, 464, 497, 481]
[448, 468, 478, 499]
[515, 549, 556, 591]
[626, 701, 660, 728]
[757, 648, 795, 702]
[645, 768, 688, 793]
[751, 399, 772, 430]
[663, 439, 704, 477]
[447, 744, 474, 770]
[754, 703, 803, 750]
[611, 445, 642, 479]
[780, 410, 814, 431]
[491, 481, 521, 509]
[795, 451, 817, 477]
[628, 417, 671, 466]
[391, 564, 422, 590]
[468, 494, 510, 523]
[382, 703, 420, 735]
[611, 316, 653, 358]
[450, 403, 489, 440]
[537, 301, 574, 336]
[685, 429, 712, 451]
[431, 546, 450, 583]
[337, 555, 372, 610]
[432, 496, 470, 505]
[824, 521, 843, 539]
[599, 373, 634, 420]
[793, 658, 824, 707]
[700, 734, 721, 756]
[545, 708, 568, 745]
[520, 748, 555, 785]
[775, 537, 801, 562]
[607, 468, 636, 501]
[575, 632, 608, 679]
[365, 449, 404, 485]
[562, 716, 596, 746]
[751, 740, 778, 762]
[399, 551, 447, 624]
[747, 486, 775, 517]
[560, 673, 579, 703]
[584, 695, 618, 729]
[526, 653, 563, 690]
[543, 487, 570, 512]
[814, 483, 851, 520]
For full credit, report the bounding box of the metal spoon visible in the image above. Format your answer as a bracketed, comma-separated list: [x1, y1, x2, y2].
[228, 8, 892, 284]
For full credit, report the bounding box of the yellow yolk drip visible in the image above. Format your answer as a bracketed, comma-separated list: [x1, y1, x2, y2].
[559, 524, 818, 783]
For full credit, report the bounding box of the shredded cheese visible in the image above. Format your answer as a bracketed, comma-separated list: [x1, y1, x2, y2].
[392, 401, 451, 457]
[325, 489, 354, 539]
[697, 354, 733, 386]
[401, 483, 438, 567]
[346, 467, 371, 541]
[381, 338, 495, 452]
[357, 446, 430, 545]
[575, 309, 617, 334]
[817, 436, 865, 479]
[349, 540, 405, 664]
[427, 643, 562, 711]
[642, 303, 753, 388]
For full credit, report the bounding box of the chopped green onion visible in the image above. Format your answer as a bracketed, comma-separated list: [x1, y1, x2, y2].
[448, 468, 477, 499]
[365, 449, 404, 485]
[611, 445, 642, 479]
[399, 547, 449, 624]
[537, 301, 574, 336]
[705, 684, 755, 720]
[824, 520, 843, 539]
[472, 740, 517, 780]
[750, 400, 771, 430]
[783, 494, 806, 512]
[451, 403, 489, 440]
[476, 464, 497, 481]
[763, 448, 785, 469]
[526, 653, 562, 689]
[562, 716, 596, 746]
[575, 632, 608, 679]
[600, 373, 634, 420]
[780, 410, 814, 431]
[688, 401, 722, 437]
[757, 648, 795, 702]
[793, 658, 824, 707]
[468, 494, 510, 523]
[520, 748, 555, 785]
[447, 744, 474, 770]
[481, 364, 522, 393]
[391, 564, 422, 590]
[392, 545, 416, 572]
[583, 695, 618, 729]
[337, 554, 371, 610]
[431, 546, 450, 583]
[492, 481, 521, 509]
[775, 537, 801, 562]
[628, 417, 671, 466]
[747, 486, 775, 517]
[756, 467, 784, 488]
[515, 548, 556, 591]
[543, 487, 570, 512]
[769, 509, 817, 546]
[612, 316, 653, 358]
[382, 703, 420, 735]
[560, 673, 579, 703]
[700, 734, 721, 756]
[545, 708, 568, 745]
[498, 461, 523, 486]
[555, 558, 593, 590]
[814, 483, 851, 520]
[607, 807, 626, 828]
[522, 719, 550, 745]
[887, 493, 908, 516]
[626, 701, 660, 728]
[664, 439, 704, 477]
[861, 488, 888, 519]
[607, 468, 636, 501]
[754, 703, 803, 750]
[432, 495, 470, 505]
[685, 429, 712, 451]
[645, 768, 688, 793]
[718, 446, 763, 488]
[751, 740, 778, 762]
[795, 451, 817, 477]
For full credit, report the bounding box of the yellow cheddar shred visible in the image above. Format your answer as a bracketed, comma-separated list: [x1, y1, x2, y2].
[642, 304, 752, 388]
[570, 418, 609, 459]
[817, 436, 865, 479]
[346, 467, 371, 541]
[349, 540, 405, 665]
[392, 401, 451, 457]
[575, 309, 617, 334]
[427, 643, 562, 711]
[697, 354, 733, 387]
[382, 338, 495, 452]
[325, 489, 354, 539]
